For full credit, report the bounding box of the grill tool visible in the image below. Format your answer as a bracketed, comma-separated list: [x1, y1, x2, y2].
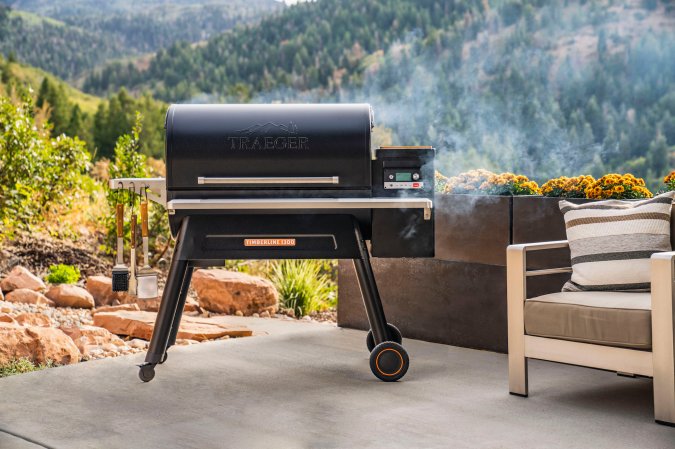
[129, 212, 138, 296]
[136, 193, 159, 299]
[111, 194, 129, 292]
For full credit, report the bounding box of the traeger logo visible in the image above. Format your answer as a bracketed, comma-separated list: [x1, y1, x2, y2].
[227, 122, 309, 150]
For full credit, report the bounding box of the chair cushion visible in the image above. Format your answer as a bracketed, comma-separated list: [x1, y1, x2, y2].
[524, 292, 652, 350]
[559, 191, 674, 292]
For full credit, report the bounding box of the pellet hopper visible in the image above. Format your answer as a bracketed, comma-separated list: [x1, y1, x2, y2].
[111, 103, 435, 382]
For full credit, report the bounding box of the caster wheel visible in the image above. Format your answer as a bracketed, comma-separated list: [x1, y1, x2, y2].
[138, 364, 156, 383]
[369, 341, 409, 382]
[159, 352, 168, 364]
[366, 323, 402, 351]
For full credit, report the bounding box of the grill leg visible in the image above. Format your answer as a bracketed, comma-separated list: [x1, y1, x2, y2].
[167, 264, 194, 349]
[352, 222, 390, 346]
[141, 219, 190, 377]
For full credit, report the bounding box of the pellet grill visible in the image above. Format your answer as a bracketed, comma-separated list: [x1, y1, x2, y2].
[111, 103, 435, 383]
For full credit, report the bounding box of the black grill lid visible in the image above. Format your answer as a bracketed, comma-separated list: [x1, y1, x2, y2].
[165, 103, 373, 191]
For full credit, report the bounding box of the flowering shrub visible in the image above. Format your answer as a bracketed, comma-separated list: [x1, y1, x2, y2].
[441, 169, 496, 194]
[541, 175, 595, 198]
[664, 171, 675, 191]
[479, 172, 541, 196]
[434, 171, 452, 193]
[584, 173, 652, 199]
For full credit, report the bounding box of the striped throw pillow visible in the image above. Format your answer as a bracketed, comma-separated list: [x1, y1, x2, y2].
[559, 191, 675, 292]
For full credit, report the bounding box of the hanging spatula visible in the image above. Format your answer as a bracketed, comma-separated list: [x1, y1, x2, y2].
[136, 198, 159, 299]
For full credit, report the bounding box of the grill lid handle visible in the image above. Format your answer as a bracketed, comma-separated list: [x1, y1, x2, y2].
[197, 176, 339, 185]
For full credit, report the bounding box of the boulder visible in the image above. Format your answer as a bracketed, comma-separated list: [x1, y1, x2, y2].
[0, 313, 16, 324]
[0, 323, 80, 365]
[46, 284, 95, 309]
[85, 276, 117, 307]
[113, 290, 161, 312]
[0, 266, 46, 293]
[93, 310, 252, 341]
[191, 269, 278, 315]
[0, 289, 3, 301]
[60, 325, 125, 355]
[92, 303, 140, 315]
[14, 312, 52, 327]
[5, 288, 55, 307]
[26, 326, 81, 365]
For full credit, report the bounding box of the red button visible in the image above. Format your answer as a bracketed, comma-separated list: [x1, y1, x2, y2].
[412, 182, 420, 188]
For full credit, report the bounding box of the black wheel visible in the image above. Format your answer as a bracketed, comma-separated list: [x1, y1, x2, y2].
[138, 363, 156, 382]
[159, 352, 168, 364]
[366, 323, 402, 351]
[369, 341, 409, 382]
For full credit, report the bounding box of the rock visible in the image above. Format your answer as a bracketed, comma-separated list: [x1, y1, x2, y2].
[60, 325, 125, 355]
[46, 284, 95, 309]
[191, 269, 278, 315]
[0, 313, 16, 324]
[252, 313, 260, 318]
[93, 310, 253, 341]
[14, 312, 52, 327]
[0, 289, 3, 301]
[0, 266, 46, 293]
[0, 323, 80, 365]
[85, 276, 117, 306]
[260, 311, 271, 318]
[128, 338, 148, 349]
[235, 310, 243, 317]
[92, 303, 140, 315]
[5, 288, 55, 307]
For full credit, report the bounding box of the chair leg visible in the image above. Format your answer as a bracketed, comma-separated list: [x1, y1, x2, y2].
[509, 348, 529, 397]
[651, 253, 675, 425]
[507, 246, 528, 397]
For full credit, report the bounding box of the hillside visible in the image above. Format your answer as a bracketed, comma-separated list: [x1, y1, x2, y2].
[0, 57, 167, 159]
[3, 57, 102, 114]
[83, 0, 675, 187]
[0, 0, 282, 80]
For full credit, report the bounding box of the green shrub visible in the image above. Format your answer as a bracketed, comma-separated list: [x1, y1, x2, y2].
[0, 95, 91, 236]
[0, 358, 55, 378]
[270, 260, 336, 317]
[46, 264, 80, 284]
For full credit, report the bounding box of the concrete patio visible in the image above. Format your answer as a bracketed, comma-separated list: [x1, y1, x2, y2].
[0, 319, 673, 449]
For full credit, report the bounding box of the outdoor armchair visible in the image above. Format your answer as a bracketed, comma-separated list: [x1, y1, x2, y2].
[507, 240, 675, 426]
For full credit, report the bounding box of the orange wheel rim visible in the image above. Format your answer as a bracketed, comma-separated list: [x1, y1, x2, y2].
[375, 348, 404, 376]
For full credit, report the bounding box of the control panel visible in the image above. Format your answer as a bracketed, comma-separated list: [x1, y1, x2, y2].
[383, 169, 423, 190]
[372, 146, 434, 197]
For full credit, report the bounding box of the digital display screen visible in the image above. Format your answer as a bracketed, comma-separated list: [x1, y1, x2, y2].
[395, 172, 412, 182]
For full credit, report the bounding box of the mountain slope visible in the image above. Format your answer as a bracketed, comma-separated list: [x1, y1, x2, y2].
[0, 1, 282, 80]
[84, 0, 675, 188]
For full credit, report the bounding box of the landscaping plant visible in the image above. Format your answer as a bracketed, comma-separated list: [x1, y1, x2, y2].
[541, 175, 595, 198]
[270, 259, 336, 317]
[664, 171, 675, 191]
[0, 94, 90, 237]
[479, 173, 541, 196]
[0, 358, 55, 378]
[46, 264, 80, 284]
[584, 174, 652, 199]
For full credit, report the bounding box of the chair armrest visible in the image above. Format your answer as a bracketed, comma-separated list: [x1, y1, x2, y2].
[507, 240, 569, 253]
